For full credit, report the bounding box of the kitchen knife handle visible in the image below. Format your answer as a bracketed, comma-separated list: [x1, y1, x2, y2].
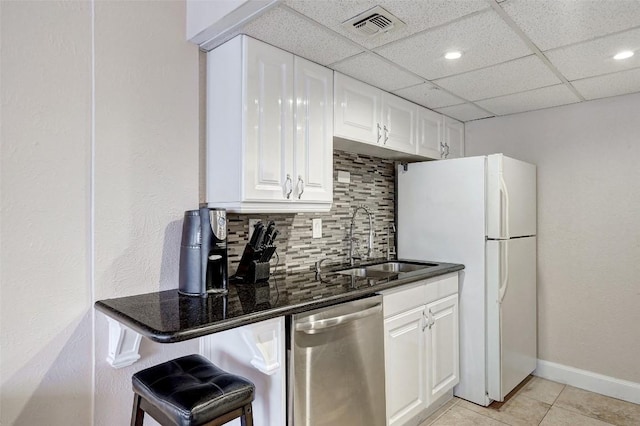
[297, 176, 305, 199]
[284, 174, 293, 199]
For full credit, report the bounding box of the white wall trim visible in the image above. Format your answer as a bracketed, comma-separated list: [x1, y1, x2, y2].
[534, 359, 640, 405]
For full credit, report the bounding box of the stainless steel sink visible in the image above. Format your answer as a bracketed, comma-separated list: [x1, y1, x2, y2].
[366, 261, 438, 273]
[335, 261, 439, 279]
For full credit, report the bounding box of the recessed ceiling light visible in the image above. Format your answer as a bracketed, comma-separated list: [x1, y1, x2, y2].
[445, 51, 462, 60]
[613, 50, 634, 60]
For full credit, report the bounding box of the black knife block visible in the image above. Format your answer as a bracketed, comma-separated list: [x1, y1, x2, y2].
[246, 261, 271, 283]
[233, 243, 273, 284]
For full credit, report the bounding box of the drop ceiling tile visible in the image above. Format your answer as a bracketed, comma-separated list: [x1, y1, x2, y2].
[436, 103, 493, 122]
[375, 10, 532, 80]
[393, 83, 465, 109]
[434, 55, 561, 101]
[284, 0, 488, 49]
[545, 27, 640, 81]
[501, 0, 640, 51]
[331, 53, 423, 91]
[241, 6, 363, 65]
[571, 67, 640, 100]
[476, 84, 580, 116]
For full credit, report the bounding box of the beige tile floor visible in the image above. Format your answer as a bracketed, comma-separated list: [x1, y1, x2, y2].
[420, 376, 640, 426]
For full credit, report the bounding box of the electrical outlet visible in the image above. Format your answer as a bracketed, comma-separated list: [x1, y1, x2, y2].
[248, 219, 260, 240]
[312, 218, 322, 238]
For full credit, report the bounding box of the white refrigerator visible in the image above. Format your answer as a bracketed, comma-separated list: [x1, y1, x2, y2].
[397, 154, 537, 406]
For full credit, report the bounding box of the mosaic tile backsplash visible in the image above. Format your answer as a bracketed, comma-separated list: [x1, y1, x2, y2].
[226, 150, 396, 280]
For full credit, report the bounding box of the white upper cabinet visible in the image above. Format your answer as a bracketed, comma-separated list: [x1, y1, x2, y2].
[334, 73, 382, 145]
[416, 106, 443, 159]
[294, 56, 334, 203]
[206, 35, 333, 213]
[334, 72, 464, 160]
[243, 38, 294, 202]
[443, 116, 465, 159]
[334, 73, 416, 156]
[382, 93, 417, 154]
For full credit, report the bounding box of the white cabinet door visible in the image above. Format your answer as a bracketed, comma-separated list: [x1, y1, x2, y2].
[416, 106, 443, 159]
[207, 35, 332, 212]
[294, 57, 333, 203]
[443, 116, 464, 159]
[384, 306, 428, 426]
[334, 73, 382, 145]
[244, 37, 294, 201]
[382, 93, 417, 155]
[425, 294, 459, 405]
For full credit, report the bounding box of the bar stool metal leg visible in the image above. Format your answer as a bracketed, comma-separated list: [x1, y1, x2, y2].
[131, 394, 144, 426]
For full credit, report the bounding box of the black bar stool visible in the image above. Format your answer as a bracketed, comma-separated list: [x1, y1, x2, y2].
[131, 354, 255, 426]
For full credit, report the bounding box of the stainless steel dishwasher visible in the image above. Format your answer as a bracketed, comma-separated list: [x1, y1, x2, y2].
[289, 295, 386, 426]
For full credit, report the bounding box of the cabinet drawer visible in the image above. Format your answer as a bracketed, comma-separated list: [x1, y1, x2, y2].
[381, 273, 459, 318]
[382, 281, 425, 318]
[424, 273, 458, 304]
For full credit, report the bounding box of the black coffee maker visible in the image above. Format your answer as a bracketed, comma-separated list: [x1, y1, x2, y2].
[178, 207, 228, 296]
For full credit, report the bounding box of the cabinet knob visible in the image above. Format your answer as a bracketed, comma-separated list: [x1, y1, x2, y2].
[297, 176, 305, 199]
[284, 174, 293, 199]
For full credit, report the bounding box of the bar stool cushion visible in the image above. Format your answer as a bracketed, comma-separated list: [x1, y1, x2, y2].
[132, 354, 254, 426]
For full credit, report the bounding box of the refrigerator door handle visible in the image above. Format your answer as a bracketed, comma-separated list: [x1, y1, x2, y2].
[500, 174, 511, 238]
[499, 241, 510, 304]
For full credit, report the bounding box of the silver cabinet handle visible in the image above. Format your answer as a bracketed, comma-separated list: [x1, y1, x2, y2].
[428, 309, 435, 329]
[295, 304, 382, 334]
[377, 123, 382, 143]
[297, 175, 305, 199]
[284, 174, 293, 199]
[383, 125, 389, 144]
[440, 141, 450, 159]
[422, 310, 429, 332]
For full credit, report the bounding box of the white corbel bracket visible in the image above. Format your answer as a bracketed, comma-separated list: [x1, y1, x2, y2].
[241, 320, 281, 376]
[106, 317, 142, 369]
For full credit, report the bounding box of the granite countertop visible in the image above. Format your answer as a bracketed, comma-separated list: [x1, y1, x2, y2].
[94, 259, 464, 343]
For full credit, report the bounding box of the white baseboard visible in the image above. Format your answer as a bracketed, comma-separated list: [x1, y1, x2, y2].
[534, 359, 640, 405]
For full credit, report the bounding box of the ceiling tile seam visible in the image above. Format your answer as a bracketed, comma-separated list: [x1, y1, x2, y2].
[487, 0, 586, 102]
[541, 23, 640, 55]
[430, 53, 537, 82]
[471, 82, 575, 103]
[279, 3, 494, 120]
[567, 64, 640, 83]
[482, 98, 584, 118]
[368, 6, 493, 53]
[278, 4, 370, 57]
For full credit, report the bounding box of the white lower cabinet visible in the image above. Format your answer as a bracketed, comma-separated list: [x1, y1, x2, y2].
[382, 273, 460, 426]
[384, 306, 428, 426]
[425, 294, 459, 404]
[199, 317, 286, 426]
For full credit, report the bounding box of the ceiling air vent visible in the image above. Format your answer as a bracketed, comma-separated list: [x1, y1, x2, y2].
[342, 6, 406, 38]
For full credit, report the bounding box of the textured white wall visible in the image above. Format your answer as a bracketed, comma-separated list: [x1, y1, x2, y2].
[1, 1, 201, 424]
[0, 2, 93, 424]
[465, 92, 640, 384]
[93, 1, 200, 425]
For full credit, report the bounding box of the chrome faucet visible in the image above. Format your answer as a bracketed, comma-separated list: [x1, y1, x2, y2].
[349, 205, 374, 266]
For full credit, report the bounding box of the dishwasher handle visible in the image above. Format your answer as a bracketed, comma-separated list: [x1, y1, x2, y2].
[295, 303, 382, 334]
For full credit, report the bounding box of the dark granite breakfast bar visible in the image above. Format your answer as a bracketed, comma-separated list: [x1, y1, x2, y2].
[95, 260, 464, 343]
